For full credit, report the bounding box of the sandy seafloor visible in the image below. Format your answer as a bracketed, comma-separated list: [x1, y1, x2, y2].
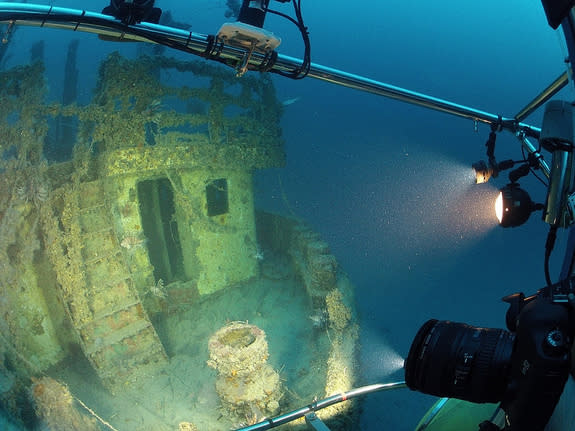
[9, 252, 336, 431]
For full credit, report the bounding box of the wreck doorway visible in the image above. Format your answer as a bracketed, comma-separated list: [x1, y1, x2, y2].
[137, 178, 185, 284]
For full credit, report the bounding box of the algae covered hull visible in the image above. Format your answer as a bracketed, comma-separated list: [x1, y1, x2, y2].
[0, 50, 359, 430]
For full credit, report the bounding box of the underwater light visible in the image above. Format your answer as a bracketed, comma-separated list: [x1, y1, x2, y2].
[472, 159, 515, 184]
[472, 160, 492, 184]
[495, 183, 543, 228]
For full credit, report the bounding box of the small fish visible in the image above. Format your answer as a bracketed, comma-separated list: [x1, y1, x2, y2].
[253, 247, 264, 261]
[309, 309, 329, 329]
[149, 279, 167, 299]
[281, 96, 301, 107]
[120, 234, 147, 250]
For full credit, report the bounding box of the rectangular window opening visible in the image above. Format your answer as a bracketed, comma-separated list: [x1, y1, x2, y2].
[206, 178, 229, 216]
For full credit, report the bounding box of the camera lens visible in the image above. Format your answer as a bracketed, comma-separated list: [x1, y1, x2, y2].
[405, 319, 515, 403]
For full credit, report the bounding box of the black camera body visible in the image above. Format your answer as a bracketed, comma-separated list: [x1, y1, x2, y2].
[501, 293, 572, 430]
[237, 0, 291, 27]
[405, 290, 574, 431]
[102, 0, 162, 25]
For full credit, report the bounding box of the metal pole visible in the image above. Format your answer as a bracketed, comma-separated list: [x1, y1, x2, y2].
[234, 382, 408, 431]
[295, 57, 541, 138]
[561, 9, 575, 89]
[514, 71, 569, 123]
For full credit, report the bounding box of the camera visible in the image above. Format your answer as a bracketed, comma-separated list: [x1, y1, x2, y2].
[102, 0, 162, 25]
[237, 0, 291, 28]
[405, 288, 574, 430]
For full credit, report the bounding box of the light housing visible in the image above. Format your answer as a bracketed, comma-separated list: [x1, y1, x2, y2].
[495, 183, 536, 228]
[473, 159, 516, 184]
[472, 160, 493, 184]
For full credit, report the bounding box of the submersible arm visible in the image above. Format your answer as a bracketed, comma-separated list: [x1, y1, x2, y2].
[0, 2, 542, 141]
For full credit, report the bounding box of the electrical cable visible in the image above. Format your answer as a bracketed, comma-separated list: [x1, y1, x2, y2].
[530, 169, 548, 187]
[521, 145, 549, 187]
[0, 10, 237, 69]
[486, 116, 547, 185]
[559, 226, 575, 279]
[264, 0, 310, 79]
[545, 225, 559, 288]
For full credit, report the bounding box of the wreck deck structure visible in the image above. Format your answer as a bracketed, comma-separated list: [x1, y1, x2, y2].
[0, 51, 359, 430]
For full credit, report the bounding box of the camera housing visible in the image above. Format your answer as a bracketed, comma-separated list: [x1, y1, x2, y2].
[405, 293, 573, 430]
[501, 295, 572, 430]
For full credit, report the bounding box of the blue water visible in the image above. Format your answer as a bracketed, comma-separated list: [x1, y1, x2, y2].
[4, 1, 573, 430]
[255, 3, 569, 428]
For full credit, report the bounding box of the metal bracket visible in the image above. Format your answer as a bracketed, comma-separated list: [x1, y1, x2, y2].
[305, 412, 331, 431]
[2, 19, 14, 44]
[215, 21, 281, 77]
[235, 41, 255, 77]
